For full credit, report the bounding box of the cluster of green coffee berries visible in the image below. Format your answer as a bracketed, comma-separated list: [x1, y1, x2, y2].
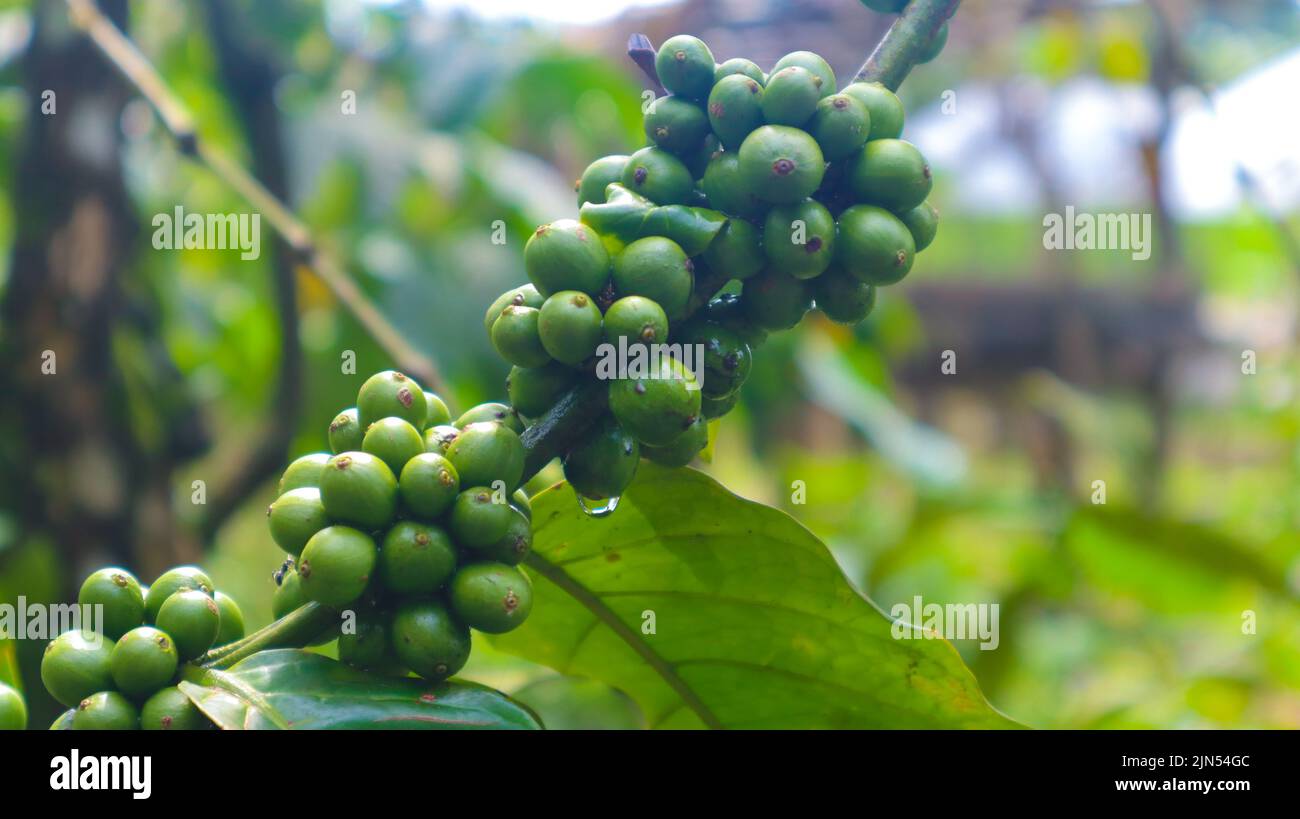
[267, 369, 533, 682]
[484, 35, 938, 502]
[39, 565, 243, 729]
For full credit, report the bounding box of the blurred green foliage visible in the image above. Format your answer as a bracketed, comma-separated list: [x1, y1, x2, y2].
[0, 0, 1298, 729]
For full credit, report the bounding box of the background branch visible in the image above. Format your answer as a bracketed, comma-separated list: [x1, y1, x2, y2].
[66, 0, 446, 394]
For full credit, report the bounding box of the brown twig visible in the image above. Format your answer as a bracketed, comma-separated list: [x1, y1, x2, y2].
[65, 0, 445, 393]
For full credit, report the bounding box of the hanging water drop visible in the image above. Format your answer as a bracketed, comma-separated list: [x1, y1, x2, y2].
[576, 494, 620, 518]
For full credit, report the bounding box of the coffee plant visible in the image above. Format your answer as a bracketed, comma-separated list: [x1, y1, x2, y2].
[10, 0, 1022, 732]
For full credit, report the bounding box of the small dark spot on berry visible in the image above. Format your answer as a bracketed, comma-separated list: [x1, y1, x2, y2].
[773, 158, 795, 176]
[634, 167, 647, 185]
[833, 97, 848, 109]
[397, 387, 414, 408]
[806, 237, 823, 253]
[635, 382, 647, 395]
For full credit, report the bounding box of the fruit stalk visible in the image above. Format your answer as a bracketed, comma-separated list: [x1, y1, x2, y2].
[520, 379, 610, 483]
[199, 602, 336, 670]
[854, 0, 961, 91]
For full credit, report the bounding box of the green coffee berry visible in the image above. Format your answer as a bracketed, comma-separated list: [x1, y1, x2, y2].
[760, 65, 822, 126]
[390, 599, 471, 681]
[141, 686, 212, 730]
[329, 408, 364, 454]
[701, 391, 740, 420]
[110, 626, 178, 699]
[448, 486, 516, 549]
[841, 81, 904, 140]
[455, 402, 524, 433]
[491, 305, 551, 368]
[72, 691, 138, 730]
[272, 566, 307, 621]
[357, 370, 427, 430]
[812, 265, 877, 324]
[145, 566, 214, 623]
[702, 218, 765, 281]
[704, 293, 769, 349]
[42, 631, 114, 707]
[267, 487, 328, 557]
[742, 267, 813, 330]
[835, 204, 915, 285]
[655, 34, 716, 101]
[507, 362, 575, 419]
[612, 236, 693, 322]
[0, 682, 27, 730]
[681, 321, 753, 399]
[423, 390, 452, 428]
[771, 51, 836, 98]
[524, 219, 610, 297]
[78, 568, 145, 641]
[445, 421, 525, 491]
[50, 708, 76, 730]
[701, 151, 768, 220]
[156, 590, 220, 661]
[539, 290, 603, 366]
[860, 0, 907, 12]
[450, 563, 534, 635]
[361, 416, 425, 477]
[714, 57, 765, 85]
[319, 451, 398, 530]
[563, 416, 640, 500]
[643, 413, 709, 466]
[603, 295, 670, 348]
[682, 132, 720, 180]
[298, 525, 378, 608]
[608, 355, 702, 447]
[808, 93, 871, 161]
[379, 521, 457, 597]
[917, 21, 948, 64]
[484, 283, 544, 335]
[763, 198, 837, 279]
[278, 452, 330, 495]
[475, 505, 532, 565]
[644, 95, 710, 155]
[213, 591, 245, 646]
[737, 125, 825, 204]
[577, 155, 630, 207]
[337, 608, 393, 672]
[399, 452, 460, 520]
[900, 199, 939, 251]
[848, 138, 932, 212]
[424, 424, 460, 456]
[707, 74, 764, 150]
[621, 146, 695, 206]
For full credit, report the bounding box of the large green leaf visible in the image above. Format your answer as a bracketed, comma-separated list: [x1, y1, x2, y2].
[179, 650, 541, 730]
[493, 463, 1018, 729]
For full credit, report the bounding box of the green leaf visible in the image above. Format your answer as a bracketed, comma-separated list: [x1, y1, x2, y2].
[492, 463, 1018, 729]
[580, 184, 728, 256]
[179, 650, 541, 730]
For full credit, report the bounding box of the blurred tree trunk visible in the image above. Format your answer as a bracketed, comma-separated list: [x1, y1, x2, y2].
[0, 0, 206, 593]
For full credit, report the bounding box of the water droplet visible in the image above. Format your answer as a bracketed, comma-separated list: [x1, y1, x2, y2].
[576, 494, 620, 518]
